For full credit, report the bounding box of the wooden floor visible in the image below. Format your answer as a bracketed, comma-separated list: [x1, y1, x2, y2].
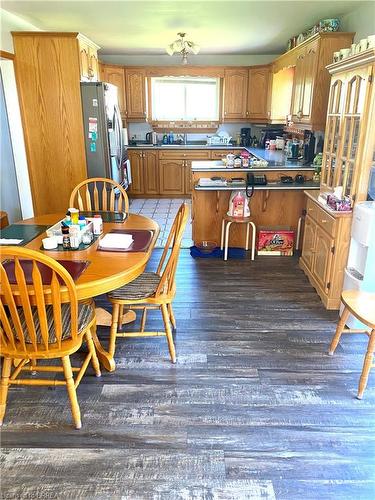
[1, 252, 375, 499]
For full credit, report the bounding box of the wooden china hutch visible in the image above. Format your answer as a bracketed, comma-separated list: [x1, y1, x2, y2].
[300, 48, 375, 309]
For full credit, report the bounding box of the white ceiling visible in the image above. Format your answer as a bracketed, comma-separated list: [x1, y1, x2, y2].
[1, 0, 369, 55]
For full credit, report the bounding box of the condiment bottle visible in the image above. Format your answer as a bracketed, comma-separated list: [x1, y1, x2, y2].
[61, 225, 70, 249]
[78, 215, 86, 229]
[93, 215, 103, 235]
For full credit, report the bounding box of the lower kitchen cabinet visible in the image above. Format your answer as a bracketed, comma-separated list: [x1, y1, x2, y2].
[159, 160, 185, 195]
[128, 150, 159, 195]
[299, 193, 352, 309]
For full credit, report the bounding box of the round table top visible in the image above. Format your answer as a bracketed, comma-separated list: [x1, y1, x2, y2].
[17, 213, 159, 300]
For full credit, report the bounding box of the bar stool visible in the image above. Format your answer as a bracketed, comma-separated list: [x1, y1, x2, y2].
[220, 215, 256, 261]
[329, 290, 375, 399]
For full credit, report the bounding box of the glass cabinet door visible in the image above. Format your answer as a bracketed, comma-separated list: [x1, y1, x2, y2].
[336, 68, 371, 199]
[321, 79, 344, 189]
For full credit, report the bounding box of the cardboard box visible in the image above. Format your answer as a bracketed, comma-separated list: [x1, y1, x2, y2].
[257, 229, 294, 256]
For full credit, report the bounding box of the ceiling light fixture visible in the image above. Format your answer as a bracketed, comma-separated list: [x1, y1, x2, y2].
[166, 32, 200, 65]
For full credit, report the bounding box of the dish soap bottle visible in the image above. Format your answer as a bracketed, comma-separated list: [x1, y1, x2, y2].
[168, 131, 174, 144]
[162, 133, 168, 144]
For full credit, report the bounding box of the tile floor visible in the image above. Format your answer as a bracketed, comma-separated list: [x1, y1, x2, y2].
[129, 198, 193, 248]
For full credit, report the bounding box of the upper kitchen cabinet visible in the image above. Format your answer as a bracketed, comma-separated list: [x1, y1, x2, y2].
[222, 68, 248, 120]
[100, 64, 127, 119]
[125, 67, 147, 120]
[78, 34, 100, 81]
[273, 32, 354, 130]
[247, 66, 271, 122]
[269, 66, 295, 123]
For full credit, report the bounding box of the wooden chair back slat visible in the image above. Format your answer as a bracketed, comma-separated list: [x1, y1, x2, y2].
[32, 261, 50, 350]
[85, 185, 92, 211]
[93, 182, 99, 210]
[69, 178, 129, 215]
[155, 203, 189, 296]
[14, 258, 38, 350]
[0, 247, 79, 357]
[50, 271, 63, 349]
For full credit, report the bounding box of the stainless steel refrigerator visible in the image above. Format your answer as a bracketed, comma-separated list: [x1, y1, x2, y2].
[80, 82, 130, 188]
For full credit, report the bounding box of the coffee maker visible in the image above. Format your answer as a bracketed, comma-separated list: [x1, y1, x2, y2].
[303, 131, 316, 165]
[240, 128, 252, 147]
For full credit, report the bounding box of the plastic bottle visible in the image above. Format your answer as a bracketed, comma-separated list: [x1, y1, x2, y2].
[78, 215, 86, 229]
[162, 133, 168, 144]
[93, 215, 103, 235]
[168, 131, 174, 144]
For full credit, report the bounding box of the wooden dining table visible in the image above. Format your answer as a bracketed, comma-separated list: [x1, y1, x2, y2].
[14, 212, 160, 371]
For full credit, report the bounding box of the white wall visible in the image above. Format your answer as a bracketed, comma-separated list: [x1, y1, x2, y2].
[0, 8, 41, 52]
[340, 1, 375, 42]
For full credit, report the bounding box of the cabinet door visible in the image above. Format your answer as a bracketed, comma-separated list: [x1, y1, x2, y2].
[223, 69, 248, 120]
[125, 68, 147, 120]
[102, 65, 127, 118]
[291, 51, 305, 120]
[312, 226, 334, 292]
[299, 40, 319, 123]
[301, 215, 316, 271]
[128, 151, 144, 195]
[247, 66, 271, 121]
[88, 47, 99, 81]
[143, 151, 159, 195]
[269, 67, 294, 122]
[79, 41, 90, 81]
[159, 160, 184, 195]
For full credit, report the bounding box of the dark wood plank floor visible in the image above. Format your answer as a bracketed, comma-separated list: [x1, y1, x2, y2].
[1, 252, 375, 499]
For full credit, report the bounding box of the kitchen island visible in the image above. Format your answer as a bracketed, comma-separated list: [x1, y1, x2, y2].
[191, 160, 319, 249]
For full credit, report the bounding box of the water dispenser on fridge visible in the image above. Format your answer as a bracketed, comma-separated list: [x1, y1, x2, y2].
[342, 201, 375, 330]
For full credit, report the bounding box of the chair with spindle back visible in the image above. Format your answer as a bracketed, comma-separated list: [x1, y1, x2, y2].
[0, 247, 101, 429]
[69, 177, 129, 214]
[106, 203, 189, 364]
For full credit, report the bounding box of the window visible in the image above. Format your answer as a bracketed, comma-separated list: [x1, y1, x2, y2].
[151, 76, 219, 121]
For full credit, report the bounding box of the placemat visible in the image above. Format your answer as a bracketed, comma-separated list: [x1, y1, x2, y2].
[2, 259, 90, 284]
[97, 229, 154, 253]
[0, 224, 49, 246]
[80, 211, 127, 223]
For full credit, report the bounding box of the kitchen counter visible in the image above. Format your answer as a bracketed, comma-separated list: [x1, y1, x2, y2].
[127, 143, 241, 150]
[195, 180, 320, 191]
[191, 160, 315, 172]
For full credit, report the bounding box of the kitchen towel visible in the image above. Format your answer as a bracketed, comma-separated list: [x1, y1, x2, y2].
[97, 229, 154, 253]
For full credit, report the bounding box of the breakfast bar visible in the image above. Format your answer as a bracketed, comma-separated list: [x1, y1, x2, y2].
[191, 159, 320, 249]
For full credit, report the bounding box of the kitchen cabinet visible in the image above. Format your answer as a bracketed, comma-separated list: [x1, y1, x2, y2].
[289, 33, 354, 130]
[78, 35, 100, 82]
[128, 150, 159, 195]
[321, 54, 375, 201]
[247, 66, 271, 121]
[269, 67, 294, 123]
[300, 194, 352, 309]
[12, 31, 98, 215]
[100, 64, 127, 119]
[125, 68, 147, 120]
[159, 160, 185, 195]
[222, 68, 248, 120]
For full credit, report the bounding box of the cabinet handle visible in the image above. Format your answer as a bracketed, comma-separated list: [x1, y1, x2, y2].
[183, 154, 186, 157]
[308, 208, 314, 212]
[224, 111, 227, 115]
[321, 219, 327, 223]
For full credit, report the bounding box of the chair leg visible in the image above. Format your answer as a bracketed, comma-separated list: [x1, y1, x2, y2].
[140, 307, 148, 333]
[109, 303, 120, 358]
[161, 304, 176, 363]
[62, 355, 82, 429]
[328, 307, 350, 355]
[0, 357, 12, 426]
[118, 304, 124, 330]
[168, 303, 177, 332]
[220, 220, 225, 250]
[224, 221, 232, 261]
[86, 328, 101, 377]
[245, 223, 250, 251]
[250, 222, 256, 261]
[357, 329, 375, 400]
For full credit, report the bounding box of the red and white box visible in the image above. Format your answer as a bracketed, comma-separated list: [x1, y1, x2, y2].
[257, 229, 294, 256]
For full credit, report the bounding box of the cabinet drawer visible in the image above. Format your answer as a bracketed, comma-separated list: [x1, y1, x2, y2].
[158, 149, 211, 160]
[306, 198, 335, 235]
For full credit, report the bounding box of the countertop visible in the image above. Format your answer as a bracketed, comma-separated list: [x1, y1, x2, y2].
[191, 160, 315, 172]
[195, 180, 320, 191]
[127, 143, 315, 169]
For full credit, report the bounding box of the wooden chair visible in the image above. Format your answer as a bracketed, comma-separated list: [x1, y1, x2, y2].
[69, 177, 129, 214]
[329, 290, 375, 399]
[0, 247, 101, 428]
[106, 203, 189, 364]
[0, 211, 9, 229]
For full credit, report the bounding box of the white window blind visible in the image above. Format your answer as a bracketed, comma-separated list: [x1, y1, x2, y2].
[151, 77, 219, 121]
